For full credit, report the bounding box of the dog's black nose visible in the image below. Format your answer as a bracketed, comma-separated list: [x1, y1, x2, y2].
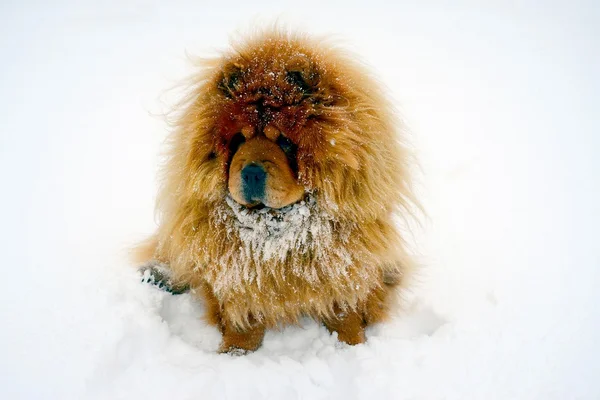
[241, 163, 266, 203]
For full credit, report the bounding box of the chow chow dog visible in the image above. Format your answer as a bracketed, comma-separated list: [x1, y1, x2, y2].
[135, 29, 418, 354]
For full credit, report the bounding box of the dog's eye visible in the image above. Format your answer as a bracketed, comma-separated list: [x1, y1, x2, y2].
[228, 133, 245, 155]
[276, 135, 295, 155]
[276, 134, 298, 174]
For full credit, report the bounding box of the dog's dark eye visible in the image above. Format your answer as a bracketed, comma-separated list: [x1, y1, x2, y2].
[228, 133, 245, 155]
[276, 135, 295, 155]
[276, 135, 298, 173]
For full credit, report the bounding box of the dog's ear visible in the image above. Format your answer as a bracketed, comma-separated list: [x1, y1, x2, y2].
[286, 55, 319, 95]
[217, 63, 243, 98]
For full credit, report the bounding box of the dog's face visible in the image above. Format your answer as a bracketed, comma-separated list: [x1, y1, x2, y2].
[213, 46, 333, 209]
[175, 32, 408, 221]
[216, 54, 319, 208]
[227, 135, 303, 209]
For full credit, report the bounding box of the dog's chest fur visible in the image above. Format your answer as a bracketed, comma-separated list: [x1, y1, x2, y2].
[193, 195, 384, 327]
[220, 195, 333, 262]
[204, 195, 361, 295]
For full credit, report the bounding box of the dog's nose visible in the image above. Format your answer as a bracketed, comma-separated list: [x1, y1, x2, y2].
[241, 163, 266, 203]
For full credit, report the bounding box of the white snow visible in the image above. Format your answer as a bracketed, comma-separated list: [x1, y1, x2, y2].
[1, 1, 599, 399]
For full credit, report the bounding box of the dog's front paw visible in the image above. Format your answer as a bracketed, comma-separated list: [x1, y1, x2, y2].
[138, 261, 189, 295]
[217, 345, 252, 356]
[217, 319, 265, 354]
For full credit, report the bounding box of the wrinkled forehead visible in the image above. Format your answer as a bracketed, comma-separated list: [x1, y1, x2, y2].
[222, 42, 319, 79]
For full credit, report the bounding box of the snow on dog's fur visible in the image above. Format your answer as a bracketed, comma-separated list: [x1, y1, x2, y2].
[134, 28, 419, 353]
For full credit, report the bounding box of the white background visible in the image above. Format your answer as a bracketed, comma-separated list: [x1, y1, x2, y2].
[0, 1, 598, 399]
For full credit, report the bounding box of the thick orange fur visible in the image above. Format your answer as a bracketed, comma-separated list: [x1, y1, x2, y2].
[135, 28, 419, 352]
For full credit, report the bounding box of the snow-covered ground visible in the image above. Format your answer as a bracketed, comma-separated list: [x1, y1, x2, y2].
[1, 1, 599, 399]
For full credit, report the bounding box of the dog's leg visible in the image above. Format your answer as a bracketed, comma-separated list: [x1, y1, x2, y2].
[198, 282, 222, 327]
[324, 272, 400, 345]
[363, 283, 395, 325]
[323, 306, 366, 345]
[218, 316, 265, 355]
[361, 266, 404, 325]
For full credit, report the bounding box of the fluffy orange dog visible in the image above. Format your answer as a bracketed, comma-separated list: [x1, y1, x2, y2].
[135, 29, 418, 354]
